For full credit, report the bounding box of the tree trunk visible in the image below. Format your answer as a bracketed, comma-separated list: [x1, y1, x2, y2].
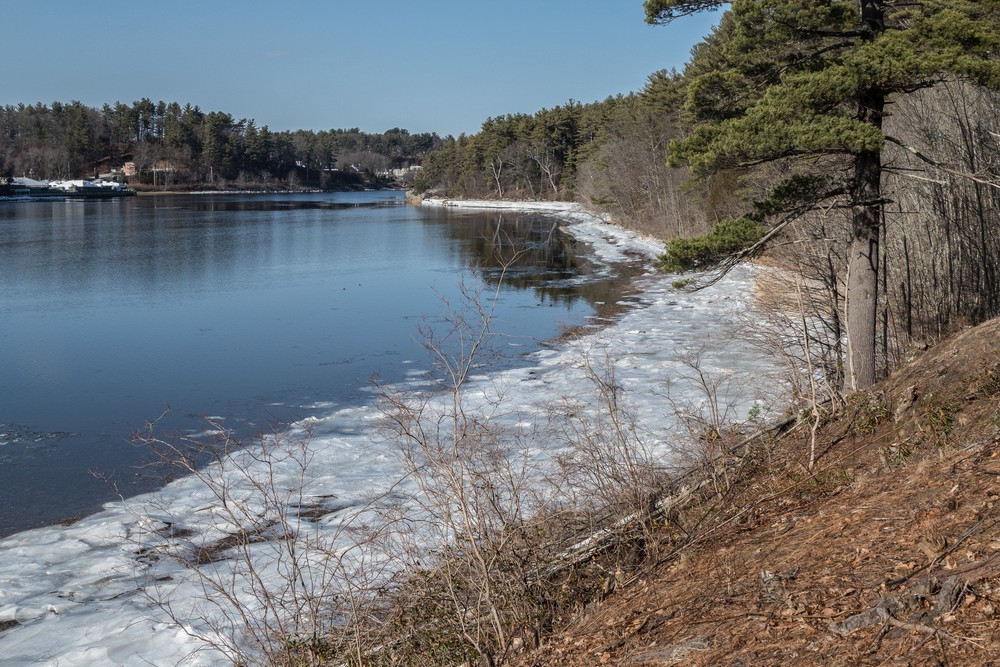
[846, 150, 881, 391]
[846, 0, 886, 391]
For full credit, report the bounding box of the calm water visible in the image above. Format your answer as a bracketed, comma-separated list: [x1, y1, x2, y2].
[0, 191, 635, 536]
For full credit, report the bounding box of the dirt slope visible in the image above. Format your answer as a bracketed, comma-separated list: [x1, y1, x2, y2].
[514, 318, 1000, 666]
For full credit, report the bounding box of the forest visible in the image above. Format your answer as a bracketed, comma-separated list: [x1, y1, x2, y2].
[412, 0, 1000, 396]
[0, 99, 445, 190]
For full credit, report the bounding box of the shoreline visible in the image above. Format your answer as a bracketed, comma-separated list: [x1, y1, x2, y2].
[0, 201, 777, 665]
[416, 196, 585, 213]
[415, 195, 669, 260]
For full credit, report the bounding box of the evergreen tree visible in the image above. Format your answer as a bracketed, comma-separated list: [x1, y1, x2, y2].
[645, 0, 1000, 390]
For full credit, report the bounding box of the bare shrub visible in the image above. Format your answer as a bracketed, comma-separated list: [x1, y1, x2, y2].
[665, 345, 770, 493]
[131, 419, 389, 666]
[363, 260, 798, 664]
[368, 263, 709, 664]
[739, 262, 848, 468]
[549, 347, 664, 523]
[371, 271, 555, 666]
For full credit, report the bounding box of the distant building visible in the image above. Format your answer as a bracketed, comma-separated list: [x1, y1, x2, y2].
[123, 162, 137, 177]
[393, 165, 421, 179]
[152, 161, 176, 174]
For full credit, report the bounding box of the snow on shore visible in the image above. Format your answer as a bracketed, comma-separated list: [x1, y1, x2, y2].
[420, 197, 662, 263]
[420, 198, 586, 213]
[0, 202, 779, 666]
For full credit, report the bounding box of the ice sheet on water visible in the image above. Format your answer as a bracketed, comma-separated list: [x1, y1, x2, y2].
[0, 204, 783, 666]
[0, 423, 78, 446]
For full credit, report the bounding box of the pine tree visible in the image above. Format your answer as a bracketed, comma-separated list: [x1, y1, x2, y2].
[646, 0, 1000, 390]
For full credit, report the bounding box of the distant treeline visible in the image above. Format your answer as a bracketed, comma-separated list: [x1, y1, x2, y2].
[411, 72, 729, 238]
[0, 99, 446, 189]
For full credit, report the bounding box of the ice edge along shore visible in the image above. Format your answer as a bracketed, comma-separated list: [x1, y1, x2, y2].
[0, 200, 776, 666]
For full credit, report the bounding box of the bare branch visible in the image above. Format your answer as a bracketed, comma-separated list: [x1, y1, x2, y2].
[885, 134, 1000, 190]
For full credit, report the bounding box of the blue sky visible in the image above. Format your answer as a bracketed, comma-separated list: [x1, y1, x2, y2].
[2, 1, 719, 137]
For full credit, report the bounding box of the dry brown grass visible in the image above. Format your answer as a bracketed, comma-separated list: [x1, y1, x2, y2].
[510, 317, 1000, 666]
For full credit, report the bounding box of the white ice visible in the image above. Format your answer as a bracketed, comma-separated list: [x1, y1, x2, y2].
[0, 201, 781, 666]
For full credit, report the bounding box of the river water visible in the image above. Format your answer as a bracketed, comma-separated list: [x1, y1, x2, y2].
[0, 191, 637, 537]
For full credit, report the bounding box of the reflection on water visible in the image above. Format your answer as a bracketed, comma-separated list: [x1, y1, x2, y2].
[0, 191, 642, 536]
[172, 198, 409, 213]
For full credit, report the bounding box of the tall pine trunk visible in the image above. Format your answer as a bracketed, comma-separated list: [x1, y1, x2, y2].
[846, 147, 882, 390]
[846, 0, 886, 391]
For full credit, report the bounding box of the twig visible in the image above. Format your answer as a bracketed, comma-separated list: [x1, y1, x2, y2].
[886, 511, 1000, 589]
